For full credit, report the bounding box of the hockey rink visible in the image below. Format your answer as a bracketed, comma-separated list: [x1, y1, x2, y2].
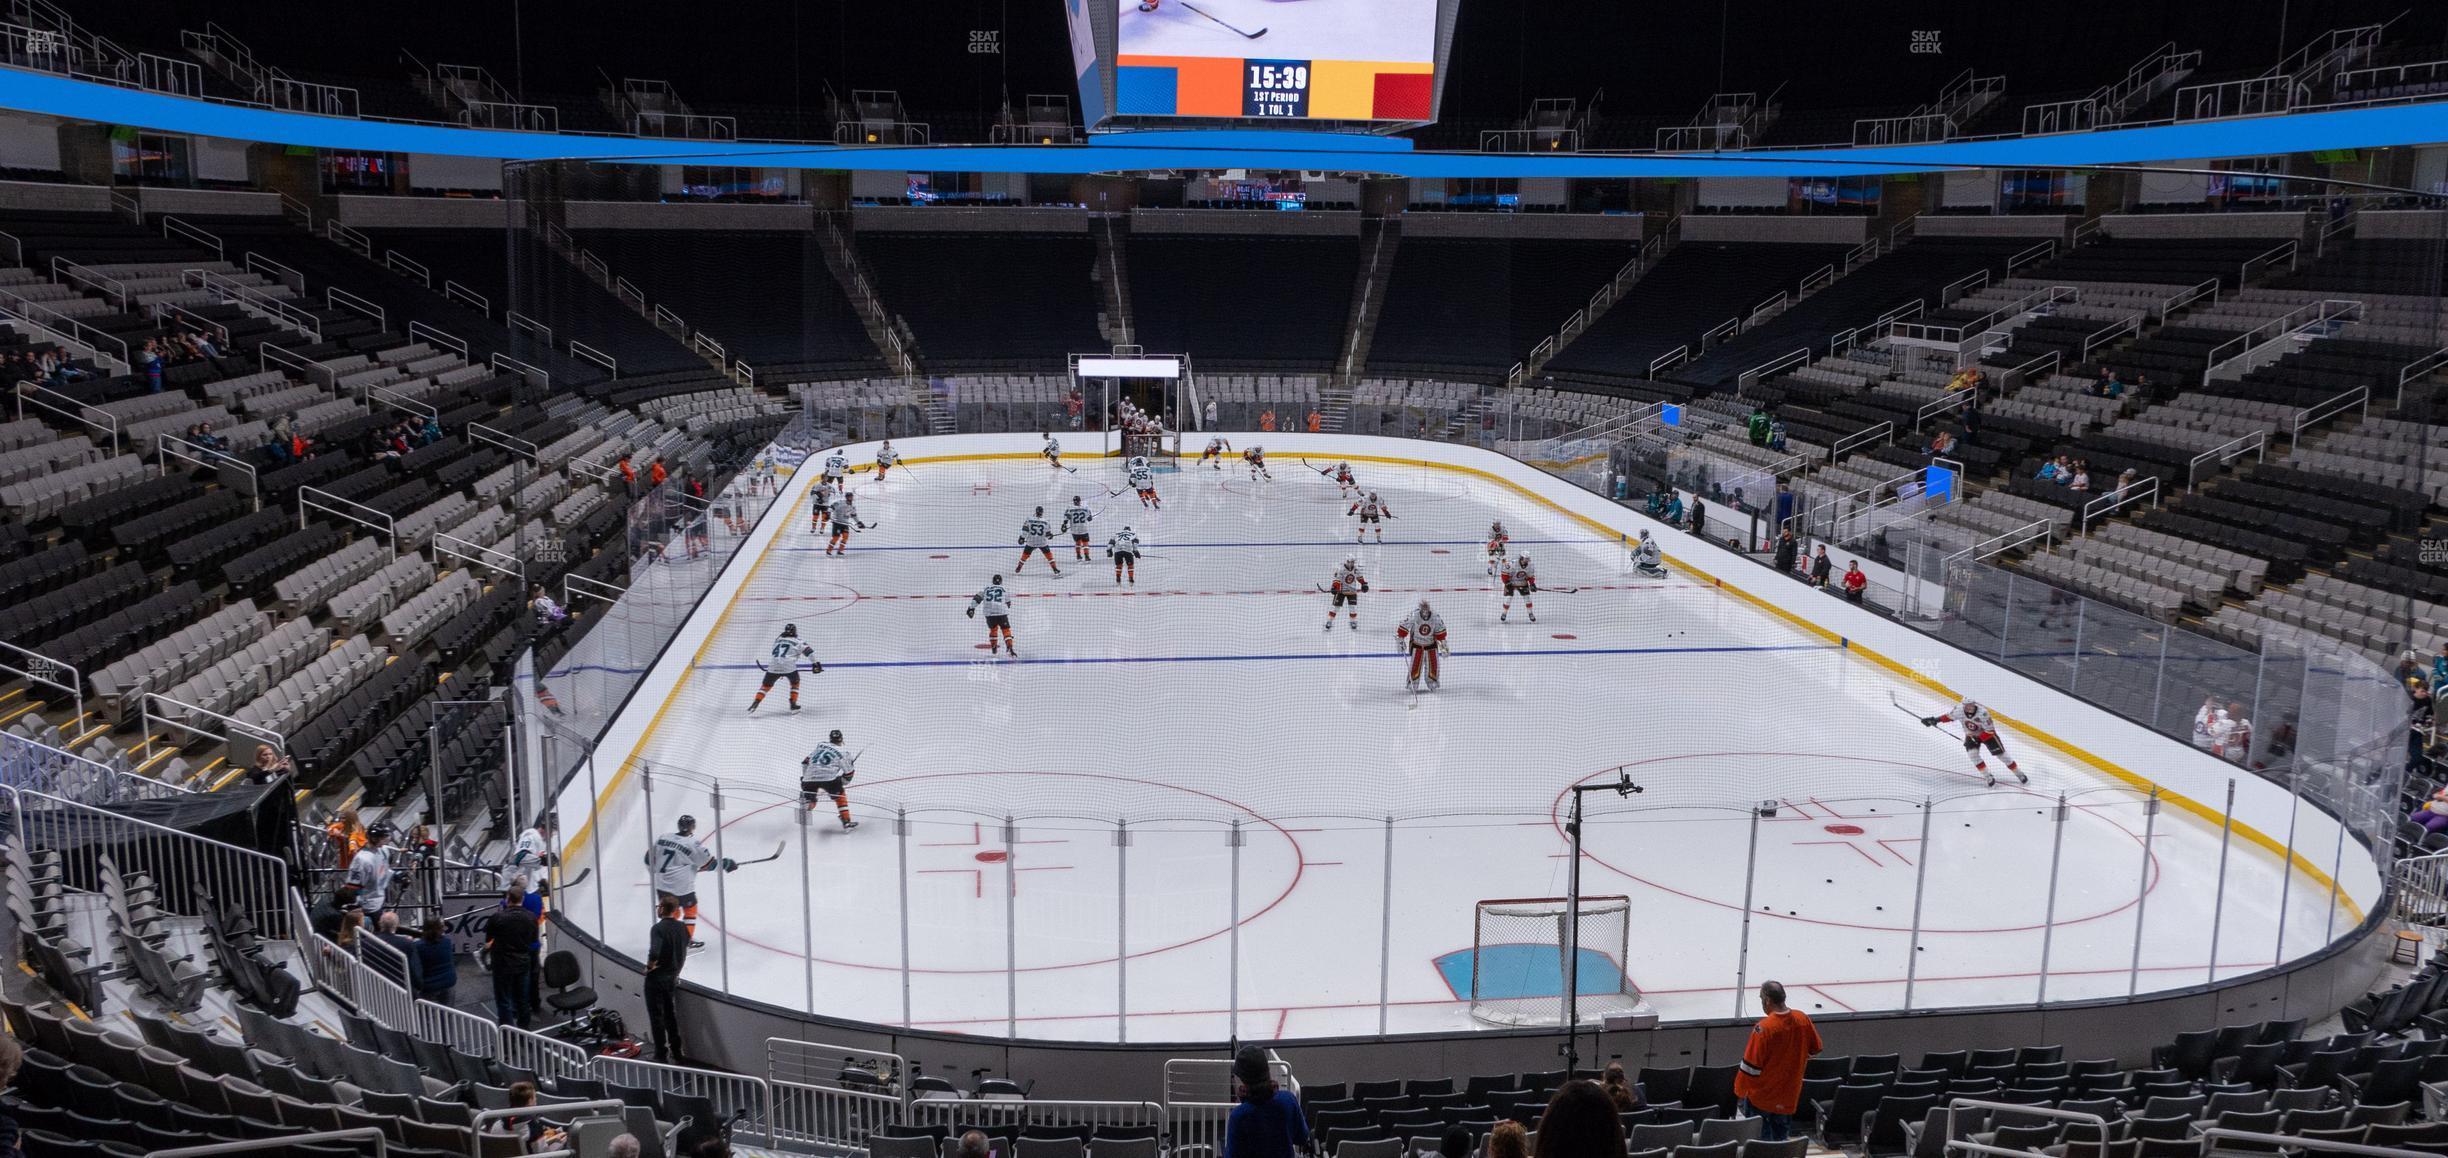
[566, 444, 2361, 1042]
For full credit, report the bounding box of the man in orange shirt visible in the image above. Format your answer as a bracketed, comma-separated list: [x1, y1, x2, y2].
[1732, 980, 1822, 1141]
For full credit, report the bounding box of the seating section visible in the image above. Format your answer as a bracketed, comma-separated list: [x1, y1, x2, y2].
[855, 232, 1106, 369]
[561, 227, 884, 375]
[1128, 234, 1360, 369]
[1545, 243, 1852, 383]
[1369, 238, 1637, 373]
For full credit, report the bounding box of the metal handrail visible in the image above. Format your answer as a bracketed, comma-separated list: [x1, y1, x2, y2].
[408, 319, 469, 359]
[326, 220, 374, 256]
[384, 250, 431, 286]
[259, 341, 337, 390]
[2186, 430, 2267, 491]
[1829, 421, 1893, 462]
[243, 251, 303, 294]
[12, 377, 120, 451]
[443, 280, 491, 315]
[2292, 386, 2368, 441]
[326, 286, 386, 330]
[1737, 347, 1813, 396]
[2202, 297, 2362, 375]
[1647, 345, 1690, 379]
[148, 1128, 390, 1157]
[2081, 475, 2159, 534]
[160, 214, 225, 259]
[299, 483, 399, 556]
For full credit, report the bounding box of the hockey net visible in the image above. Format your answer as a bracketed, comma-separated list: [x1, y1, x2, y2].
[1469, 895, 1645, 1027]
[1119, 427, 1180, 472]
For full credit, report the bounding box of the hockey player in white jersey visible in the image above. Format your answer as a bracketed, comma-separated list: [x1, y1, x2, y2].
[1634, 529, 1669, 577]
[824, 492, 862, 556]
[1325, 558, 1369, 630]
[1243, 445, 1271, 480]
[1041, 433, 1064, 471]
[1485, 521, 1510, 577]
[748, 623, 820, 712]
[1396, 599, 1450, 691]
[1922, 699, 2026, 787]
[874, 441, 901, 482]
[1016, 507, 1061, 574]
[1200, 435, 1232, 470]
[1107, 526, 1143, 585]
[752, 451, 778, 495]
[968, 574, 1017, 655]
[1331, 461, 1357, 497]
[508, 816, 556, 871]
[1126, 456, 1161, 509]
[810, 479, 837, 535]
[1062, 495, 1096, 562]
[1347, 492, 1392, 543]
[820, 449, 849, 486]
[1501, 554, 1537, 623]
[648, 815, 734, 947]
[799, 728, 860, 830]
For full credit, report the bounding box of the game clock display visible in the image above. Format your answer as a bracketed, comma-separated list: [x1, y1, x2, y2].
[1243, 60, 1312, 118]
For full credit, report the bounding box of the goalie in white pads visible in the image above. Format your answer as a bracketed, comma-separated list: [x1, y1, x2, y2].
[1107, 526, 1142, 585]
[1062, 496, 1095, 562]
[968, 575, 1016, 655]
[1396, 599, 1449, 690]
[1016, 507, 1061, 574]
[748, 623, 819, 713]
[1634, 529, 1669, 577]
[1325, 558, 1369, 630]
[1500, 554, 1537, 623]
[1348, 492, 1392, 543]
[1126, 456, 1162, 509]
[1922, 699, 2026, 787]
[799, 728, 859, 830]
[1200, 436, 1232, 470]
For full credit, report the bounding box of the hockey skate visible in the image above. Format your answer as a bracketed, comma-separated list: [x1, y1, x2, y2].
[1528, 611, 1537, 623]
[1405, 676, 1420, 691]
[1983, 771, 1998, 788]
[1324, 620, 1334, 631]
[789, 703, 801, 712]
[1500, 610, 1509, 622]
[1348, 617, 1357, 630]
[841, 819, 860, 831]
[1426, 677, 1441, 691]
[746, 700, 759, 713]
[2014, 768, 2029, 784]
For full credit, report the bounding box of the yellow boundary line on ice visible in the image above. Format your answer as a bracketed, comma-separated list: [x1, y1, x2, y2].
[566, 447, 2364, 928]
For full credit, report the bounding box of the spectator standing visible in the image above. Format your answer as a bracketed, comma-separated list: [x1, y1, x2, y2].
[1842, 560, 1868, 603]
[645, 894, 690, 1062]
[1773, 483, 1795, 531]
[326, 805, 366, 867]
[247, 744, 291, 785]
[619, 455, 637, 490]
[1203, 398, 1218, 429]
[649, 458, 668, 488]
[1259, 409, 1277, 433]
[484, 884, 540, 1027]
[413, 916, 457, 1003]
[1772, 528, 1799, 578]
[1688, 498, 1707, 541]
[1733, 979, 1822, 1141]
[1305, 409, 1321, 433]
[141, 341, 162, 393]
[1222, 1045, 1307, 1158]
[2214, 701, 2251, 764]
[1533, 1080, 1628, 1158]
[1809, 545, 1831, 588]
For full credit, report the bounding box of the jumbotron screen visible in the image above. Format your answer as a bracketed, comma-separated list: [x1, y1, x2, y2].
[1068, 0, 1454, 126]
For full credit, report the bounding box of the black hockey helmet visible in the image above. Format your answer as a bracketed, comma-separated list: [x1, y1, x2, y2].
[781, 623, 798, 637]
[675, 815, 697, 834]
[830, 729, 844, 743]
[1034, 505, 1044, 515]
[1073, 495, 1082, 504]
[365, 821, 395, 843]
[993, 574, 1005, 583]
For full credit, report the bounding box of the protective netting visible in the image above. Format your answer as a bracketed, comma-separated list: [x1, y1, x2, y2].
[1469, 895, 1643, 1027]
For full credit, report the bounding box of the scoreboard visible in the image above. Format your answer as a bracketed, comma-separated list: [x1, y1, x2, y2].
[1067, 0, 1459, 128]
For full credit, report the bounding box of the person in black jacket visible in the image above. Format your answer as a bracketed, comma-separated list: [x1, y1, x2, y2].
[1808, 545, 1832, 589]
[1773, 529, 1799, 578]
[645, 894, 690, 1062]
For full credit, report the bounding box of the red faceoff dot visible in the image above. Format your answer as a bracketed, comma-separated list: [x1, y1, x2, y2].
[1550, 634, 1578, 640]
[1823, 824, 1866, 835]
[973, 643, 995, 650]
[929, 554, 951, 559]
[974, 850, 1009, 864]
[1429, 549, 1450, 554]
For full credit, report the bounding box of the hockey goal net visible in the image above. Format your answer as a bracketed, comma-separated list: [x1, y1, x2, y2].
[1118, 427, 1180, 472]
[1468, 895, 1645, 1027]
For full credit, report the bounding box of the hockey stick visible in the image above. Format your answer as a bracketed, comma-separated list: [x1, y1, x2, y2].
[1178, 0, 1267, 39]
[549, 867, 592, 891]
[1890, 692, 1962, 740]
[729, 841, 789, 868]
[1298, 458, 1334, 477]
